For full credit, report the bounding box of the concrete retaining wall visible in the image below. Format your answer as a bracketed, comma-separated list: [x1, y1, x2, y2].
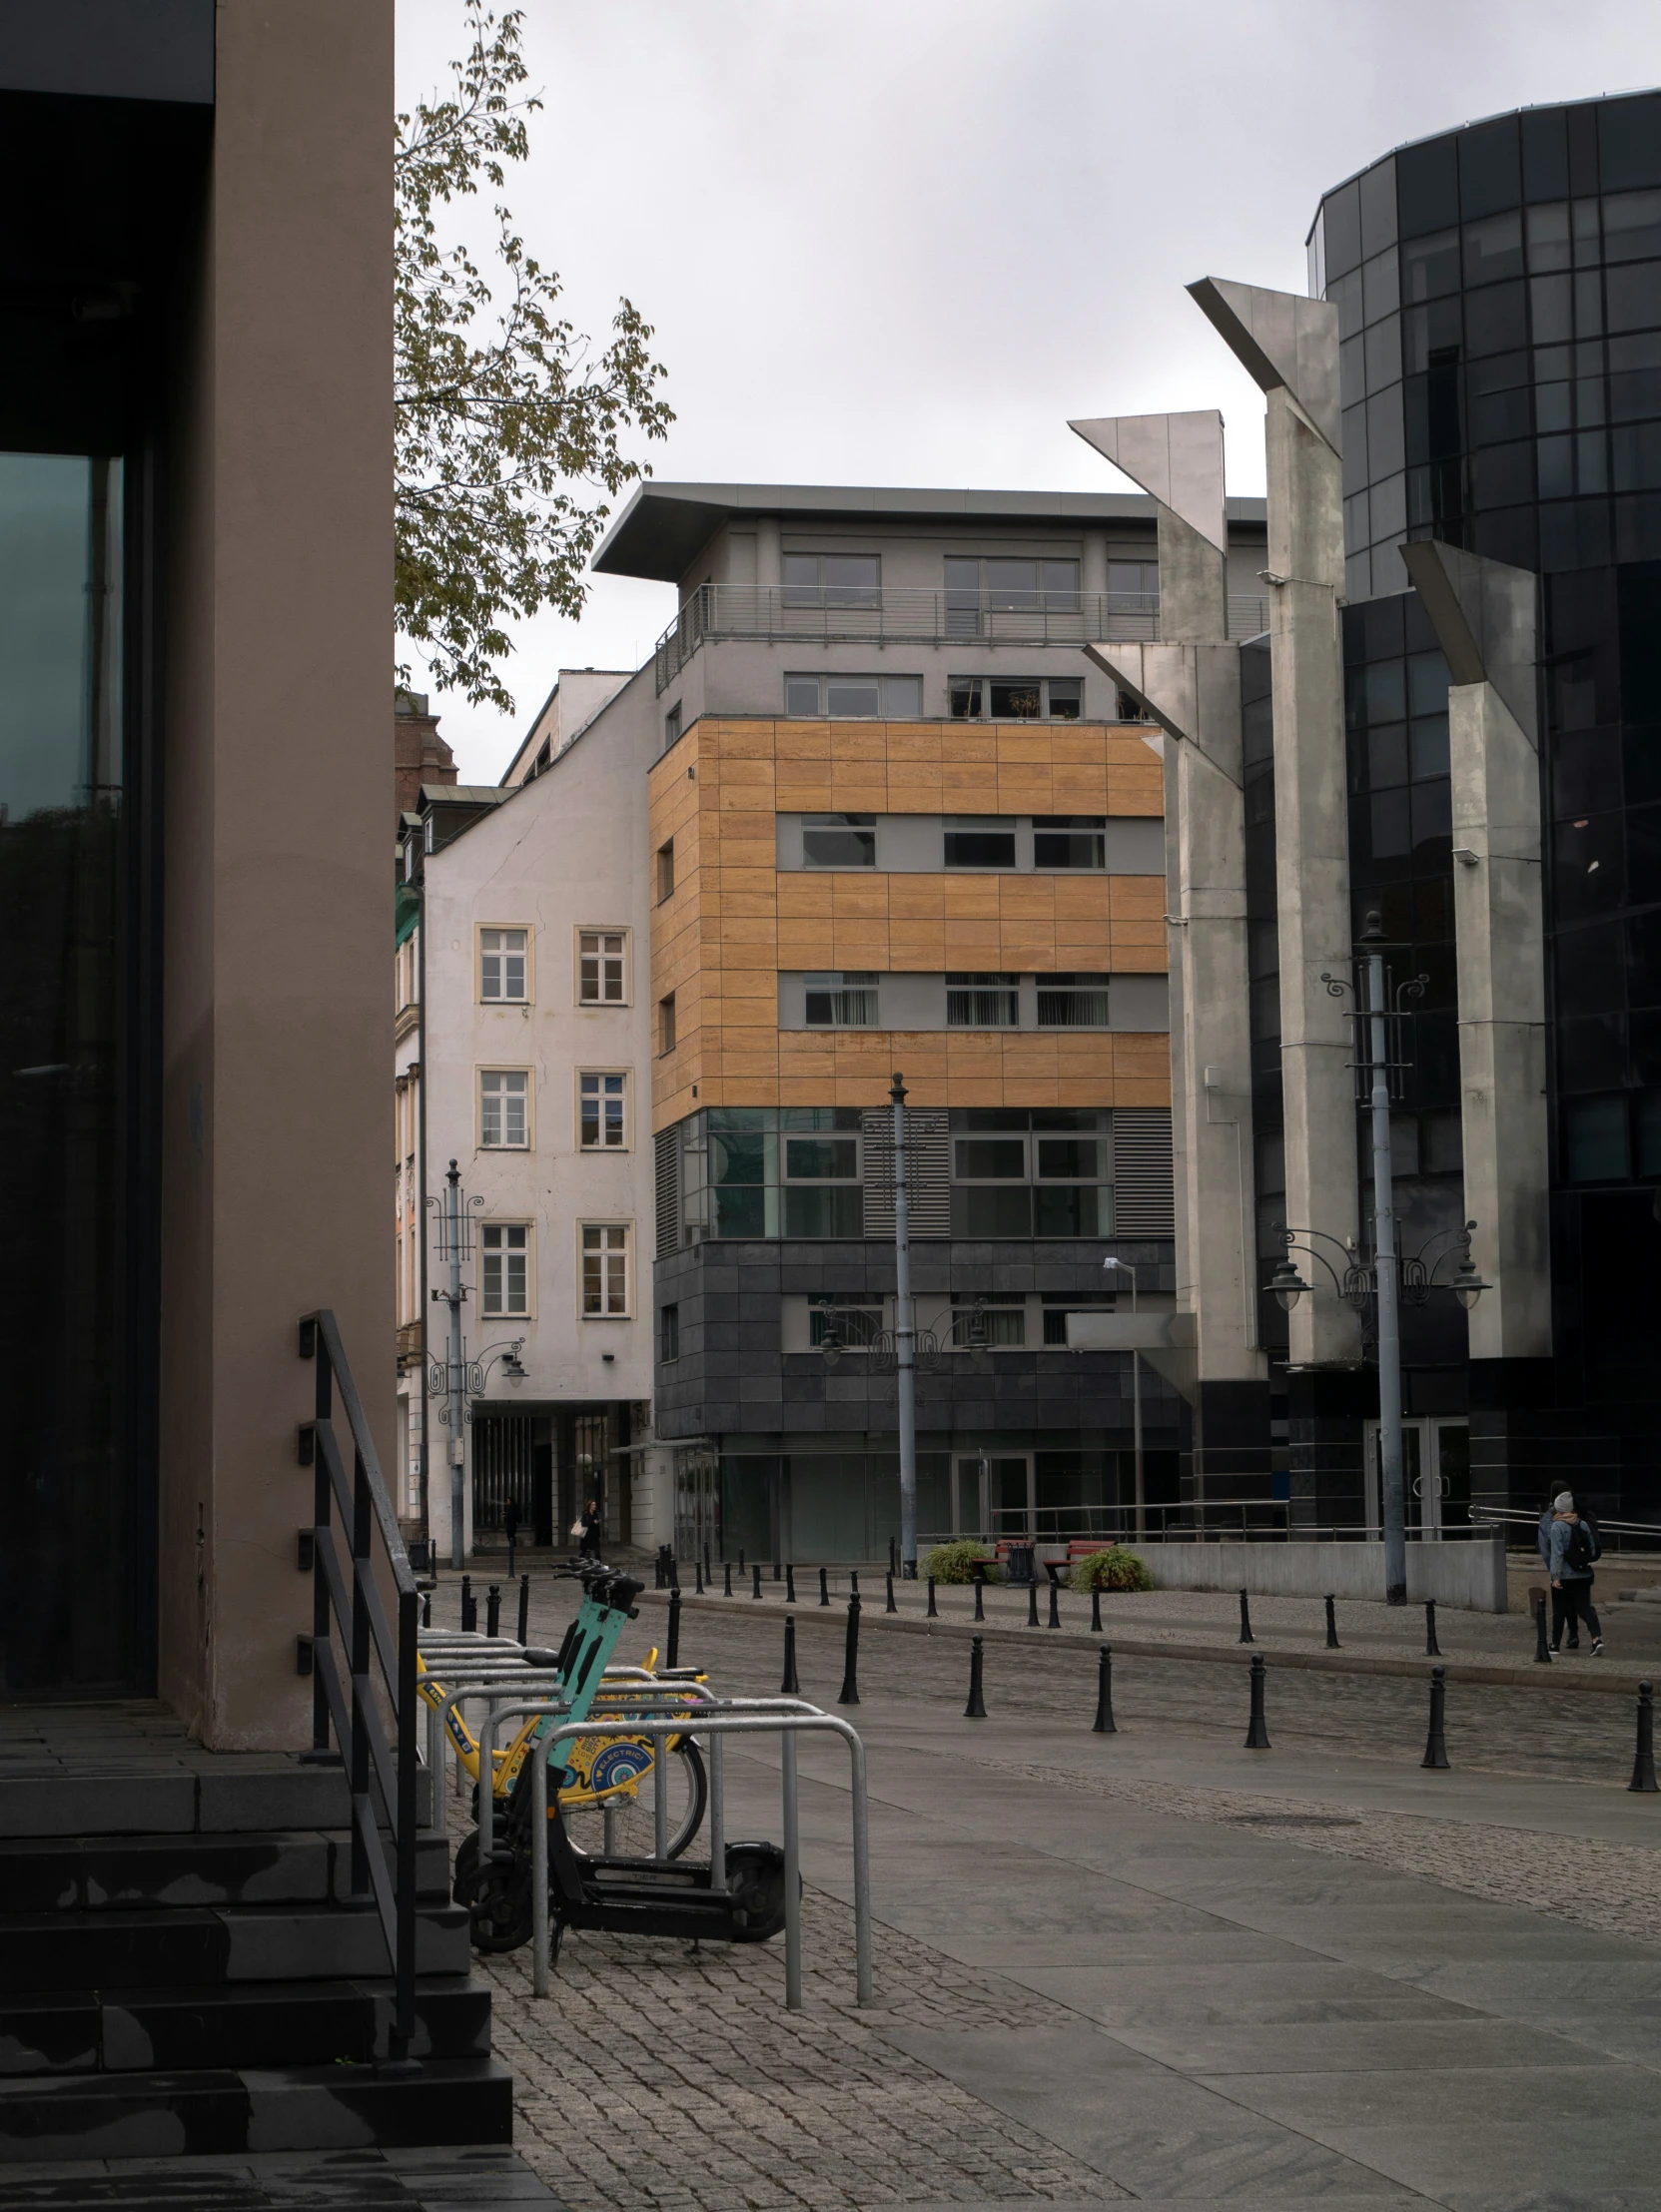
[1121, 1535, 1509, 1614]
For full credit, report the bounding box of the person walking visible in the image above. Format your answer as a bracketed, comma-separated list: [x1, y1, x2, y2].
[1548, 1492, 1603, 1657]
[579, 1496, 603, 1561]
[1539, 1491, 1573, 1652]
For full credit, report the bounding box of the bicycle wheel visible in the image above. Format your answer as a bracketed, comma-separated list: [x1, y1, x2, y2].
[561, 1736, 707, 1861]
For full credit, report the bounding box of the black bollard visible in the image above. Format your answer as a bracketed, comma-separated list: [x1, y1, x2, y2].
[1324, 1593, 1340, 1649]
[518, 1574, 530, 1646]
[703, 1538, 711, 1585]
[723, 1561, 733, 1598]
[1631, 1681, 1659, 1794]
[818, 1566, 830, 1608]
[507, 1536, 516, 1582]
[486, 1584, 500, 1639]
[838, 1596, 861, 1706]
[421, 1590, 431, 1628]
[1424, 1599, 1441, 1657]
[973, 1570, 986, 1623]
[739, 1548, 745, 1571]
[850, 1570, 860, 1599]
[654, 1555, 664, 1591]
[927, 1575, 938, 1619]
[1093, 1645, 1117, 1734]
[786, 1563, 796, 1604]
[694, 1558, 704, 1596]
[1048, 1577, 1061, 1629]
[1027, 1581, 1040, 1628]
[669, 1555, 680, 1595]
[774, 1559, 781, 1583]
[752, 1562, 763, 1601]
[1421, 1665, 1449, 1770]
[1533, 1590, 1553, 1664]
[1091, 1582, 1102, 1634]
[1245, 1654, 1270, 1750]
[781, 1613, 799, 1696]
[886, 1571, 897, 1615]
[460, 1575, 475, 1633]
[965, 1634, 988, 1719]
[667, 1590, 682, 1671]
[1239, 1588, 1254, 1645]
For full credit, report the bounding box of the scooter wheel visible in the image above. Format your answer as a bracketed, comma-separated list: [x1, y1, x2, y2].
[723, 1842, 791, 1943]
[452, 1830, 532, 1952]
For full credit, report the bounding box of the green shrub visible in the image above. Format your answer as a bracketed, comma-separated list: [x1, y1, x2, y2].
[925, 1539, 995, 1585]
[1069, 1545, 1153, 1593]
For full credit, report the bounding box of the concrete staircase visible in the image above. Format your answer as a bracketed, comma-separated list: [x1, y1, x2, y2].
[0, 1722, 513, 2165]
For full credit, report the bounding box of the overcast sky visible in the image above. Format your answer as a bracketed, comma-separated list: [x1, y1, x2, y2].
[395, 0, 1659, 782]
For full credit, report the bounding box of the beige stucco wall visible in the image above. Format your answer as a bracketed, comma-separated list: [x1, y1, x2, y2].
[159, 0, 394, 1748]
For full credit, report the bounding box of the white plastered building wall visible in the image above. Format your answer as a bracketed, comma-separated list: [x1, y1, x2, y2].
[420, 668, 670, 1555]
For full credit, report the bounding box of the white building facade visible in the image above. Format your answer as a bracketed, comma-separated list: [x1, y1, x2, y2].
[398, 671, 671, 1560]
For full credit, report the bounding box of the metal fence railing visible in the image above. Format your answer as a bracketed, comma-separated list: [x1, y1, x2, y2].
[652, 585, 1273, 691]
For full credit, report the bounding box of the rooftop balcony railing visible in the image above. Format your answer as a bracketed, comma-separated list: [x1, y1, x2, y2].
[652, 583, 1273, 692]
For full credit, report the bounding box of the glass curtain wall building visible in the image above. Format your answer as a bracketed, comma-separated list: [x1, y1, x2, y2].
[1293, 89, 1661, 1520]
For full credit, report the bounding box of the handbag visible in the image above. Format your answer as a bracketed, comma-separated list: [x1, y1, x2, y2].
[569, 1518, 585, 1540]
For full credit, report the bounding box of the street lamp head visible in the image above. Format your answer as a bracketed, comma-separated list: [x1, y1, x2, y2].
[1451, 1255, 1489, 1311]
[1359, 909, 1385, 944]
[818, 1306, 843, 1367]
[1269, 1258, 1309, 1311]
[502, 1347, 527, 1385]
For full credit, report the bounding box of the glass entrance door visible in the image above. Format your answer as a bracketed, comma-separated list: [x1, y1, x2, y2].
[1, 450, 148, 1693]
[1363, 1419, 1471, 1539]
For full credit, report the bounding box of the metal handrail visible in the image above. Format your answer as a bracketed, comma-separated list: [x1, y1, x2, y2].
[651, 582, 1272, 691]
[298, 1310, 419, 2061]
[1471, 1506, 1661, 1547]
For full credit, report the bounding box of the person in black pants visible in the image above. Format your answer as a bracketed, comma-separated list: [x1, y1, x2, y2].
[579, 1497, 603, 1560]
[1548, 1492, 1603, 1657]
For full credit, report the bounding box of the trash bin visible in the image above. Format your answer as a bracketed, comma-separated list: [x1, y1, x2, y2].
[1005, 1543, 1037, 1587]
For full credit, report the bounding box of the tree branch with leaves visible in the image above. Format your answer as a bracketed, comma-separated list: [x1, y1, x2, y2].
[396, 4, 672, 710]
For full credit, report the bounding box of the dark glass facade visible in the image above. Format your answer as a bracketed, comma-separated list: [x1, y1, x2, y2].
[1299, 91, 1661, 1520]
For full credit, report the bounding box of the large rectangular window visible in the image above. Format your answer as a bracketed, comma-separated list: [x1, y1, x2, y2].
[1036, 974, 1112, 1027]
[944, 557, 1081, 633]
[1033, 817, 1106, 868]
[784, 673, 922, 717]
[578, 930, 627, 1005]
[804, 972, 879, 1026]
[782, 552, 880, 608]
[801, 814, 877, 868]
[946, 973, 1019, 1027]
[943, 817, 1017, 868]
[481, 1223, 530, 1315]
[703, 1106, 863, 1238]
[949, 1109, 1114, 1237]
[949, 676, 1082, 720]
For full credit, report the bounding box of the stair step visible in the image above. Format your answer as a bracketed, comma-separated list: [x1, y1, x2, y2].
[0, 1831, 450, 1913]
[0, 1977, 491, 2077]
[0, 1764, 432, 1842]
[0, 2057, 513, 2162]
[0, 2143, 559, 2209]
[0, 1905, 471, 1994]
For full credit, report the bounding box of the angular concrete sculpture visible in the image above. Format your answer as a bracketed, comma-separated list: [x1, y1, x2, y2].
[1401, 539, 1550, 1364]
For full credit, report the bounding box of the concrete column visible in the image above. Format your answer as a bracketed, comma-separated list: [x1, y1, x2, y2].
[1190, 282, 1358, 1369]
[755, 514, 782, 590]
[1082, 528, 1108, 600]
[1400, 540, 1549, 1364]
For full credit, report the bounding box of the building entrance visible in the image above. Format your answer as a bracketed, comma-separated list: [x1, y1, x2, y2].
[1363, 1419, 1471, 1539]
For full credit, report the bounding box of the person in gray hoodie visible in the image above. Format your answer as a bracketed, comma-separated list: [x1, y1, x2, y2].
[1548, 1491, 1603, 1657]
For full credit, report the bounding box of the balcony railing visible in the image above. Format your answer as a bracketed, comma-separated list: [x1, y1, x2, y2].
[652, 583, 1273, 692]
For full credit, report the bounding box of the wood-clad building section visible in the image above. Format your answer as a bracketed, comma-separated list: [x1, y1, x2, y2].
[647, 717, 1170, 1129]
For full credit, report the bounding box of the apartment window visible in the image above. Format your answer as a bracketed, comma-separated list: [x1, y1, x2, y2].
[1036, 973, 1112, 1028]
[947, 973, 1020, 1028]
[660, 1302, 680, 1361]
[703, 1106, 862, 1239]
[784, 673, 922, 717]
[944, 817, 1017, 868]
[479, 1069, 529, 1148]
[804, 972, 879, 1027]
[949, 1108, 1114, 1237]
[802, 814, 876, 868]
[481, 1223, 529, 1316]
[808, 1294, 883, 1348]
[578, 929, 627, 1005]
[949, 676, 1082, 720]
[581, 1222, 630, 1315]
[944, 557, 1081, 632]
[664, 701, 682, 748]
[658, 994, 677, 1055]
[950, 1295, 1027, 1348]
[579, 1072, 627, 1149]
[782, 552, 880, 608]
[1034, 816, 1106, 868]
[480, 927, 528, 1002]
[1109, 559, 1159, 609]
[657, 840, 675, 902]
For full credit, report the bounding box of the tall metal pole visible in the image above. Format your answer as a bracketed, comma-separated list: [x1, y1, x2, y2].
[1105, 1258, 1144, 1540]
[891, 1073, 917, 1577]
[443, 1158, 466, 1571]
[1366, 949, 1406, 1605]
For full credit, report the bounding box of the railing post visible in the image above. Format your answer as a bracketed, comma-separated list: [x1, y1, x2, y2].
[349, 1444, 373, 1899]
[310, 1325, 332, 1756]
[392, 1585, 418, 2059]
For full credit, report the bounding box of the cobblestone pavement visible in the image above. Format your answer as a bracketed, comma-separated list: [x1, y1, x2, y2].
[485, 1895, 1126, 2211]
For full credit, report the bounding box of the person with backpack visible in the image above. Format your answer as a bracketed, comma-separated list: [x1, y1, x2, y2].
[1548, 1491, 1603, 1657]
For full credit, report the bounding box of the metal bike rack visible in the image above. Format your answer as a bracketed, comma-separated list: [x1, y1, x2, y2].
[488, 1695, 873, 2012]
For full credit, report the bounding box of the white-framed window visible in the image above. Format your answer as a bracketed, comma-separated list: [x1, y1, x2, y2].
[579, 1071, 629, 1150]
[784, 673, 922, 717]
[481, 1222, 530, 1316]
[479, 926, 530, 1003]
[577, 928, 628, 1006]
[580, 1222, 631, 1316]
[479, 1068, 530, 1148]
